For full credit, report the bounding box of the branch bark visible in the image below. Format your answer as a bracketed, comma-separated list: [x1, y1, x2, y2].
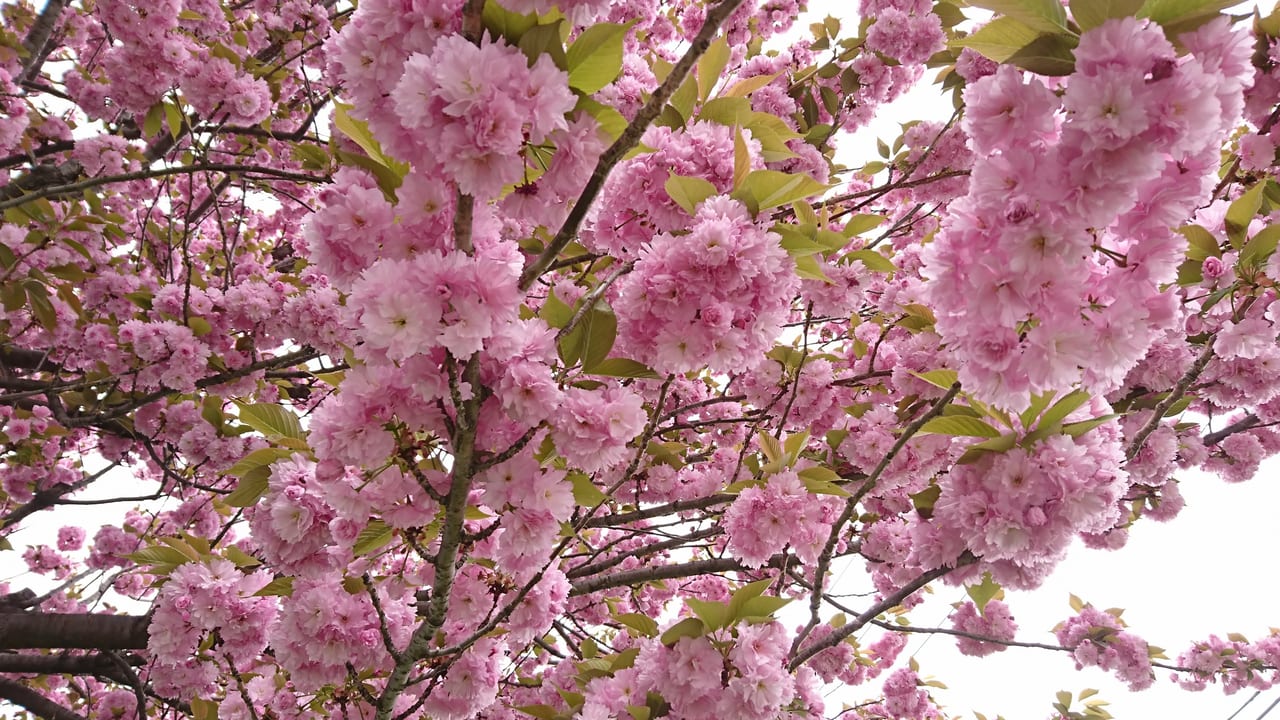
[0, 677, 88, 720]
[0, 614, 150, 651]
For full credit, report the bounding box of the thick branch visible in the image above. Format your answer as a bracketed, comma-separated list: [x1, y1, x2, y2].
[1203, 413, 1260, 447]
[0, 652, 140, 682]
[569, 555, 785, 597]
[17, 0, 68, 86]
[0, 677, 88, 720]
[0, 614, 150, 651]
[516, 0, 748, 292]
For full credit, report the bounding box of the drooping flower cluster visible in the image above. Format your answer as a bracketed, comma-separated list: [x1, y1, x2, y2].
[613, 196, 799, 374]
[1174, 632, 1280, 693]
[1055, 605, 1155, 691]
[923, 18, 1253, 410]
[722, 469, 840, 568]
[147, 559, 279, 698]
[950, 600, 1018, 656]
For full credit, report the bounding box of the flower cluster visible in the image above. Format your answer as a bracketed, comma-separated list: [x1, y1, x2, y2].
[613, 196, 798, 374]
[722, 469, 839, 568]
[1055, 605, 1155, 690]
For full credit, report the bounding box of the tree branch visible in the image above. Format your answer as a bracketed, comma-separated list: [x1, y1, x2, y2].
[0, 614, 150, 651]
[516, 0, 749, 292]
[0, 677, 88, 720]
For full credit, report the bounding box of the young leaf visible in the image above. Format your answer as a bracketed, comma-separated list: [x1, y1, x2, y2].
[565, 22, 635, 94]
[665, 173, 718, 215]
[235, 402, 305, 440]
[919, 416, 1001, 438]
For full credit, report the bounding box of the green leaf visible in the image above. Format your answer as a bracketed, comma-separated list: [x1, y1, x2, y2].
[353, 519, 394, 556]
[235, 402, 305, 440]
[848, 249, 896, 273]
[793, 254, 832, 282]
[615, 612, 660, 638]
[844, 214, 886, 236]
[684, 598, 728, 630]
[482, 1, 538, 45]
[954, 17, 1041, 62]
[225, 546, 261, 568]
[560, 306, 617, 371]
[541, 289, 575, 329]
[1241, 223, 1280, 271]
[665, 173, 718, 215]
[1061, 414, 1120, 438]
[732, 170, 829, 212]
[224, 466, 271, 507]
[910, 484, 942, 518]
[143, 103, 165, 139]
[669, 74, 699, 125]
[24, 281, 56, 331]
[798, 466, 851, 496]
[1180, 224, 1221, 262]
[566, 22, 634, 94]
[1019, 391, 1057, 428]
[722, 72, 782, 98]
[726, 578, 773, 622]
[697, 37, 731, 102]
[515, 705, 560, 720]
[919, 416, 1001, 438]
[587, 357, 662, 379]
[911, 369, 959, 390]
[163, 101, 184, 139]
[966, 573, 1003, 613]
[229, 445, 293, 474]
[956, 433, 1018, 464]
[697, 97, 753, 127]
[1070, 0, 1145, 30]
[967, 0, 1070, 32]
[660, 616, 705, 646]
[737, 595, 791, 620]
[253, 576, 294, 597]
[517, 21, 567, 69]
[758, 431, 783, 465]
[575, 96, 627, 141]
[1225, 181, 1265, 247]
[1035, 390, 1090, 432]
[1138, 0, 1237, 28]
[1007, 34, 1077, 76]
[126, 546, 193, 568]
[570, 472, 608, 506]
[333, 103, 406, 176]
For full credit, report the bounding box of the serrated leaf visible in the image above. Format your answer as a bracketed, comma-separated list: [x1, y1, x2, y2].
[966, 574, 1003, 613]
[253, 576, 294, 597]
[911, 369, 959, 390]
[1241, 223, 1280, 271]
[726, 579, 773, 622]
[732, 170, 829, 212]
[223, 466, 271, 507]
[235, 402, 305, 441]
[566, 22, 634, 94]
[333, 103, 406, 177]
[1061, 414, 1119, 437]
[587, 357, 662, 379]
[226, 448, 291, 478]
[126, 546, 193, 568]
[353, 520, 394, 556]
[737, 594, 791, 620]
[956, 433, 1018, 464]
[615, 612, 660, 638]
[758, 431, 783, 465]
[697, 38, 730, 102]
[24, 281, 56, 331]
[799, 467, 851, 496]
[570, 472, 608, 506]
[844, 214, 886, 236]
[575, 96, 627, 141]
[954, 16, 1041, 62]
[685, 598, 729, 630]
[1007, 33, 1077, 76]
[920, 416, 1001, 438]
[660, 616, 705, 646]
[515, 705, 559, 720]
[848, 248, 896, 273]
[225, 546, 261, 568]
[910, 484, 942, 518]
[561, 306, 617, 371]
[1071, 0, 1145, 30]
[1225, 181, 1265, 247]
[541, 289, 574, 329]
[722, 72, 782, 98]
[968, 0, 1069, 32]
[665, 174, 718, 215]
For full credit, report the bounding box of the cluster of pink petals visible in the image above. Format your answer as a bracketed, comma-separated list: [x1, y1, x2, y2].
[923, 18, 1253, 410]
[613, 196, 799, 374]
[1055, 605, 1155, 690]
